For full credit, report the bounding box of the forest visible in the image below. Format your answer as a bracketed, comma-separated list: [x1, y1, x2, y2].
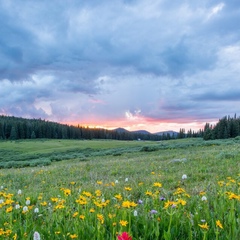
[0, 115, 239, 141]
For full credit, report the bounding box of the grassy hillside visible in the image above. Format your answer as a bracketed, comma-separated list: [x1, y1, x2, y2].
[0, 138, 239, 239]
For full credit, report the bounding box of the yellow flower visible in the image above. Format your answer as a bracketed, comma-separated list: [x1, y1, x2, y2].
[177, 199, 186, 206]
[198, 223, 209, 230]
[216, 220, 223, 229]
[97, 181, 102, 185]
[115, 194, 122, 201]
[97, 214, 104, 224]
[6, 206, 13, 213]
[145, 190, 153, 196]
[119, 220, 128, 226]
[82, 191, 92, 197]
[153, 182, 162, 187]
[72, 212, 78, 218]
[124, 187, 132, 191]
[95, 190, 102, 197]
[79, 215, 85, 220]
[63, 188, 71, 196]
[122, 201, 131, 208]
[89, 208, 95, 213]
[174, 187, 186, 195]
[51, 197, 59, 202]
[40, 201, 47, 206]
[69, 234, 78, 239]
[164, 200, 178, 209]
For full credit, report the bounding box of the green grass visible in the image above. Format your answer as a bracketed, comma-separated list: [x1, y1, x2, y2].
[0, 138, 239, 239]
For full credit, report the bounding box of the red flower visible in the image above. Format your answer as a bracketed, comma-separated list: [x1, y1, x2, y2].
[117, 232, 132, 240]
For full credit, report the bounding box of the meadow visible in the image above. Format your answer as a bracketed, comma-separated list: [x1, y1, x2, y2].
[0, 138, 239, 239]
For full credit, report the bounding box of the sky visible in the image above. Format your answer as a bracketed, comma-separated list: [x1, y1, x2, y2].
[1, 0, 240, 133]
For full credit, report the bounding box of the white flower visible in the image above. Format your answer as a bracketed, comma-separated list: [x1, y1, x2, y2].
[18, 189, 22, 195]
[201, 196, 207, 201]
[15, 204, 20, 209]
[33, 231, 41, 240]
[0, 186, 3, 189]
[26, 199, 31, 205]
[125, 178, 128, 182]
[34, 207, 39, 213]
[182, 174, 187, 180]
[23, 206, 28, 212]
[0, 199, 4, 204]
[134, 210, 138, 217]
[115, 180, 119, 184]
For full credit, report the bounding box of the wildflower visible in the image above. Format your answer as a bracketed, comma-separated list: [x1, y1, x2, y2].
[72, 212, 78, 218]
[95, 190, 101, 197]
[138, 199, 143, 204]
[89, 208, 95, 213]
[160, 196, 166, 201]
[117, 232, 132, 240]
[145, 190, 152, 196]
[15, 204, 20, 209]
[201, 196, 207, 201]
[17, 189, 22, 195]
[79, 215, 85, 220]
[216, 220, 223, 229]
[22, 206, 28, 213]
[6, 206, 13, 213]
[33, 231, 41, 240]
[69, 234, 78, 239]
[125, 178, 128, 182]
[115, 194, 122, 201]
[182, 174, 187, 180]
[115, 180, 119, 184]
[153, 182, 162, 187]
[34, 208, 39, 213]
[133, 210, 138, 216]
[119, 220, 128, 227]
[150, 209, 158, 214]
[97, 181, 102, 185]
[26, 199, 30, 205]
[198, 222, 209, 230]
[124, 187, 132, 191]
[97, 214, 104, 224]
[40, 201, 47, 206]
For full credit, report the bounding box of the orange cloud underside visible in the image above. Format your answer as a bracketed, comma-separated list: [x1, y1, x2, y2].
[64, 116, 207, 133]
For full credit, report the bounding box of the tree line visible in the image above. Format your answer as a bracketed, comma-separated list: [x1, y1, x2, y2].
[2, 115, 237, 142]
[0, 115, 165, 141]
[203, 114, 240, 140]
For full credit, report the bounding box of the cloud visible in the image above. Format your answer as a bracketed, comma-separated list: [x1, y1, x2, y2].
[0, 0, 240, 132]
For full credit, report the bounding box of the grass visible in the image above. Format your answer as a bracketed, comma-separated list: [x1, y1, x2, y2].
[0, 138, 239, 239]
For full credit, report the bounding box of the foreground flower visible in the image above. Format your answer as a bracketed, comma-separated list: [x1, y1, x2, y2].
[182, 174, 187, 180]
[201, 196, 207, 201]
[198, 222, 209, 230]
[216, 220, 223, 229]
[33, 231, 41, 240]
[119, 220, 128, 227]
[117, 232, 132, 240]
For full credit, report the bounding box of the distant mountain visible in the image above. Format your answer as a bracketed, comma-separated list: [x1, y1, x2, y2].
[113, 127, 130, 133]
[114, 128, 176, 136]
[154, 130, 179, 137]
[131, 130, 151, 135]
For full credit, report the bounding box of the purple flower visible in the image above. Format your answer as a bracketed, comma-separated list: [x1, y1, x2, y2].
[150, 209, 158, 214]
[160, 196, 166, 201]
[138, 199, 143, 204]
